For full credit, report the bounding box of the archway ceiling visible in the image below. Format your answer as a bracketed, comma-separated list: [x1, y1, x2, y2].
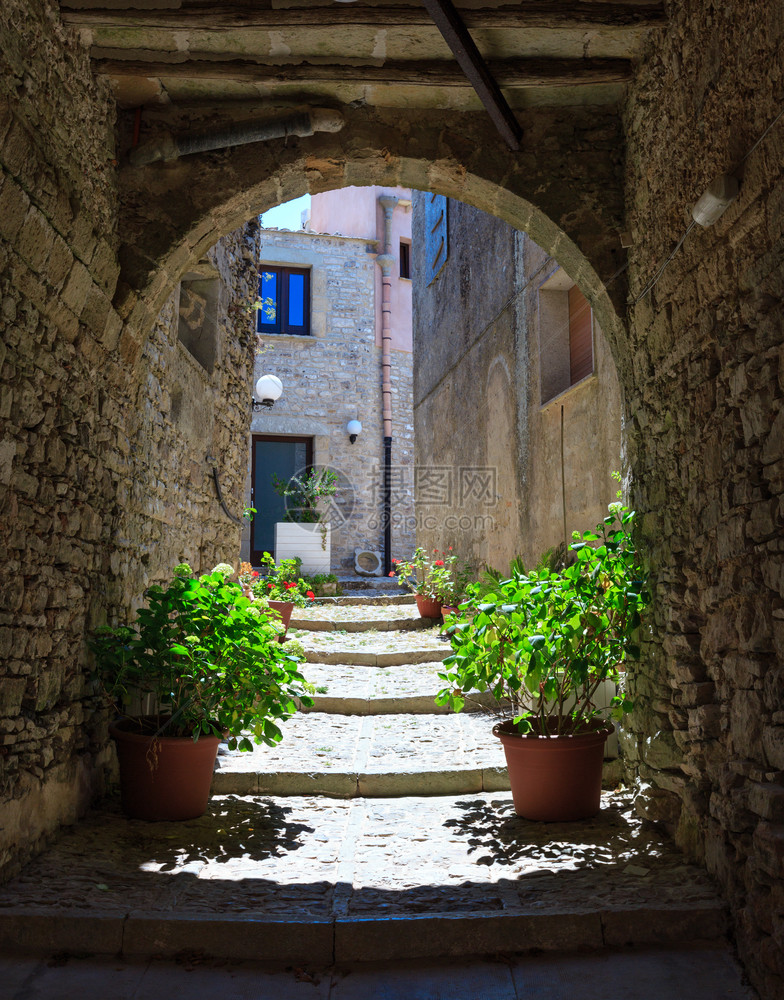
[61, 1, 664, 116]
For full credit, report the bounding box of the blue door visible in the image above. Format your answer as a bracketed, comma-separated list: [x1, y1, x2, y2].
[250, 435, 312, 564]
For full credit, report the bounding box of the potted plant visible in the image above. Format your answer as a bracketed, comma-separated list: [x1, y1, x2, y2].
[251, 553, 315, 638]
[435, 504, 649, 821]
[273, 467, 338, 574]
[434, 551, 473, 619]
[89, 563, 312, 821]
[391, 548, 469, 619]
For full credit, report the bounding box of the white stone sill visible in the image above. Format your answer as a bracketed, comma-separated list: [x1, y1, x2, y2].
[539, 371, 597, 412]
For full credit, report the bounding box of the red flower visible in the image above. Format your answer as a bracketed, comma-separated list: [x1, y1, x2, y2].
[306, 590, 315, 599]
[267, 583, 274, 589]
[251, 571, 259, 578]
[388, 571, 395, 577]
[284, 581, 296, 590]
[391, 558, 399, 564]
[434, 560, 445, 567]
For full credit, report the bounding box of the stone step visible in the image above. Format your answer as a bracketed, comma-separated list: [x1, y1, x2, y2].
[212, 711, 509, 797]
[318, 593, 416, 606]
[291, 608, 436, 632]
[0, 791, 729, 965]
[296, 628, 449, 666]
[334, 574, 402, 591]
[300, 660, 496, 715]
[0, 947, 757, 1000]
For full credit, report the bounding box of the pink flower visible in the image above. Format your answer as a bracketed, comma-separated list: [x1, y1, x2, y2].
[388, 571, 395, 577]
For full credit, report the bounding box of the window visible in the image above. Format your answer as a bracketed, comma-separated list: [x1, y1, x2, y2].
[399, 240, 411, 279]
[256, 266, 310, 336]
[568, 285, 593, 384]
[538, 273, 594, 404]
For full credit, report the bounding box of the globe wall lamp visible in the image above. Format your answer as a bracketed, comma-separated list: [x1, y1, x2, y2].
[252, 373, 283, 410]
[346, 419, 362, 444]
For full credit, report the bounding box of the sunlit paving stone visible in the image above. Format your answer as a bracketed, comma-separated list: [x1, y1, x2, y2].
[0, 791, 721, 924]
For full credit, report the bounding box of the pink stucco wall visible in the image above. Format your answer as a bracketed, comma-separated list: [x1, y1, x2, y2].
[309, 186, 412, 353]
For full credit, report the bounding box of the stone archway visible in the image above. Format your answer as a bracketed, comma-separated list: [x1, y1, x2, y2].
[115, 105, 630, 383]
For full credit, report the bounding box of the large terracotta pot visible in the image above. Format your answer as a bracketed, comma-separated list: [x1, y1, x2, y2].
[110, 718, 220, 821]
[415, 594, 443, 619]
[268, 599, 294, 639]
[493, 718, 613, 821]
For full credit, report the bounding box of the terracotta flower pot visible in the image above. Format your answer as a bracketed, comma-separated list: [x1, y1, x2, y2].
[110, 718, 220, 821]
[415, 594, 443, 619]
[441, 604, 458, 619]
[268, 599, 294, 639]
[493, 718, 613, 821]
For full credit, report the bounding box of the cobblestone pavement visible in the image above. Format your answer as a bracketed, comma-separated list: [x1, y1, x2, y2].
[0, 597, 739, 976]
[295, 626, 449, 664]
[292, 604, 431, 630]
[0, 791, 721, 920]
[301, 660, 449, 703]
[215, 713, 504, 779]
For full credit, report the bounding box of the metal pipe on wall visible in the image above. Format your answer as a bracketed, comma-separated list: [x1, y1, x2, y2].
[129, 108, 344, 166]
[377, 193, 399, 575]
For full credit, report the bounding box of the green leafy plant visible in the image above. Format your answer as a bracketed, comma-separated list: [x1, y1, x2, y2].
[89, 564, 312, 751]
[251, 553, 316, 607]
[301, 572, 342, 596]
[435, 505, 649, 736]
[273, 468, 338, 524]
[391, 548, 471, 602]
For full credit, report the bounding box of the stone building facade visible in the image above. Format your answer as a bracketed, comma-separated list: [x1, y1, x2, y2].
[412, 195, 622, 574]
[241, 188, 415, 573]
[1, 2, 784, 995]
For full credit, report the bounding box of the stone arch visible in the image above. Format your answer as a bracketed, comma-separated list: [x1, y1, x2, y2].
[117, 106, 629, 380]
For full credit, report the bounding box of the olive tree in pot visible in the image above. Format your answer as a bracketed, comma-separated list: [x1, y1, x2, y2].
[436, 505, 649, 821]
[90, 563, 313, 821]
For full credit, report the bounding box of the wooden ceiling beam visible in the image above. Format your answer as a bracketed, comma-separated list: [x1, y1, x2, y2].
[93, 56, 633, 88]
[60, 1, 667, 31]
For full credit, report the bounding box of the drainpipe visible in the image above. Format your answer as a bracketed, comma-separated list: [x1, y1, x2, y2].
[376, 194, 399, 575]
[129, 108, 344, 166]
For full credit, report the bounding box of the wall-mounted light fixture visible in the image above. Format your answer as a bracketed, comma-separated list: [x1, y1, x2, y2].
[252, 373, 283, 410]
[346, 419, 362, 444]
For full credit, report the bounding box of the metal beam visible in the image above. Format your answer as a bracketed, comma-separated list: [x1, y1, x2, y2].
[421, 0, 522, 150]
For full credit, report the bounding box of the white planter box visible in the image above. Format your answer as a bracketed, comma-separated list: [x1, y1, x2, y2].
[275, 521, 331, 575]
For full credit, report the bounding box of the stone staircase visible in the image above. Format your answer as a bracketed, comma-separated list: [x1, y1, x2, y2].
[0, 596, 735, 970]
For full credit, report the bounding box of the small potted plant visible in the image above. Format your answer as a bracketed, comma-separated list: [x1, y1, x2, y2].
[391, 548, 463, 618]
[435, 505, 649, 821]
[273, 467, 338, 574]
[251, 553, 315, 637]
[433, 551, 473, 620]
[90, 563, 312, 822]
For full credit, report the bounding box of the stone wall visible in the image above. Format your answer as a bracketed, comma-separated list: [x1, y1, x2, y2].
[620, 3, 784, 995]
[0, 0, 257, 878]
[242, 227, 415, 572]
[412, 195, 621, 575]
[0, 0, 122, 878]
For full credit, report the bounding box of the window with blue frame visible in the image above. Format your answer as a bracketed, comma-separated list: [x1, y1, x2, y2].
[256, 266, 311, 335]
